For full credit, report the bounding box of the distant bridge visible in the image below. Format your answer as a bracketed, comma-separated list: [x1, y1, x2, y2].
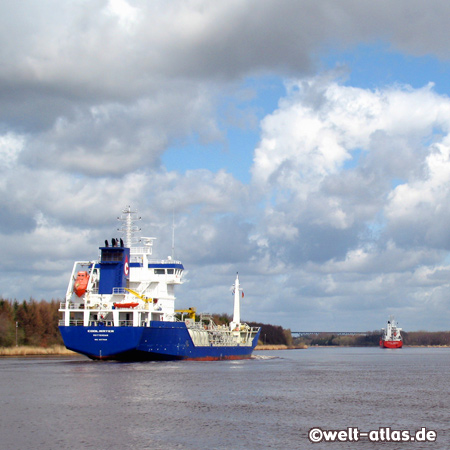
[291, 331, 370, 337]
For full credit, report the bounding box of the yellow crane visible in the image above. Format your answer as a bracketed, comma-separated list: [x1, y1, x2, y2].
[175, 307, 196, 320]
[125, 288, 196, 319]
[124, 288, 154, 303]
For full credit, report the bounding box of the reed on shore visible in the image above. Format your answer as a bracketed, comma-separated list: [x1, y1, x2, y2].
[0, 344, 308, 357]
[0, 345, 75, 357]
[255, 344, 308, 350]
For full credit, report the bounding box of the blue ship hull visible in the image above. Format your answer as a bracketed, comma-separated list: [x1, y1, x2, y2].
[59, 321, 261, 361]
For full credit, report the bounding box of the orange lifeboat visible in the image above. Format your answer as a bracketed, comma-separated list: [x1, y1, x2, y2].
[74, 271, 89, 297]
[113, 302, 139, 309]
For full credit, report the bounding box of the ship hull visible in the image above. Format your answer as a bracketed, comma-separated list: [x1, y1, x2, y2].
[59, 321, 261, 361]
[380, 339, 403, 349]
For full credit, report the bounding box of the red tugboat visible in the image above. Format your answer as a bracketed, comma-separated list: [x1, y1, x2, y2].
[380, 316, 403, 348]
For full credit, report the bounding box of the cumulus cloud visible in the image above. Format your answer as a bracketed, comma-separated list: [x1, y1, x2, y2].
[252, 78, 450, 252]
[3, 1, 450, 330]
[0, 132, 24, 169]
[244, 75, 450, 329]
[386, 136, 450, 250]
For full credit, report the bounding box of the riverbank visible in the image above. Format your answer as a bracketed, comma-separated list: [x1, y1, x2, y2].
[255, 344, 308, 350]
[0, 345, 75, 357]
[1, 344, 308, 356]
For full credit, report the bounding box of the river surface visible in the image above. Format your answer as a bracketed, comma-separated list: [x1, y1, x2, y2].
[0, 347, 448, 450]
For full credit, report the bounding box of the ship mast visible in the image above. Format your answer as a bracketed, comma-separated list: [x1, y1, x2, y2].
[231, 273, 242, 329]
[117, 206, 141, 248]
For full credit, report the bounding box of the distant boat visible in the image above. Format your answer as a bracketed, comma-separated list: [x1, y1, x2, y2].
[380, 316, 403, 348]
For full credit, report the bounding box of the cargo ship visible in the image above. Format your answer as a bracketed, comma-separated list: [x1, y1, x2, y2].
[59, 207, 261, 361]
[380, 316, 403, 348]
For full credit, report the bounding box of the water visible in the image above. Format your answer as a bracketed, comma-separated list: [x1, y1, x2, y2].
[0, 347, 448, 450]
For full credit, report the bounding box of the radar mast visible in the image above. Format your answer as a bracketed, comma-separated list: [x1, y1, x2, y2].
[117, 206, 141, 248]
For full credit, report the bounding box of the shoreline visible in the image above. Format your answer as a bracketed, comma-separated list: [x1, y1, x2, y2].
[2, 343, 448, 357]
[1, 344, 308, 356]
[0, 345, 76, 357]
[255, 344, 308, 350]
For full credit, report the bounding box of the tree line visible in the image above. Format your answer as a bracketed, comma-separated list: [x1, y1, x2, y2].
[0, 299, 293, 348]
[294, 331, 450, 347]
[6, 297, 448, 348]
[0, 299, 63, 347]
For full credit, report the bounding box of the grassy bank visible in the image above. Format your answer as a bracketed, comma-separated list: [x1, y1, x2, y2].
[255, 344, 308, 350]
[0, 345, 75, 357]
[1, 344, 309, 356]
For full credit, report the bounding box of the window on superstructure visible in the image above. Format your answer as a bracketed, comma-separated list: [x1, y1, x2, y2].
[154, 269, 165, 275]
[101, 249, 123, 262]
[167, 269, 174, 274]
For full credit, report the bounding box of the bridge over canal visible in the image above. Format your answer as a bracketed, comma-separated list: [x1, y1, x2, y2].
[291, 331, 370, 337]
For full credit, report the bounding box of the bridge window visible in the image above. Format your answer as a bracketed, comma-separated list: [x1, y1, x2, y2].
[167, 269, 174, 274]
[154, 269, 165, 275]
[101, 249, 124, 262]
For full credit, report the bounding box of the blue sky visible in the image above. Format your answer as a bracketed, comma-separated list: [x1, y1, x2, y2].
[323, 43, 450, 91]
[162, 75, 286, 183]
[164, 43, 450, 184]
[3, 1, 450, 332]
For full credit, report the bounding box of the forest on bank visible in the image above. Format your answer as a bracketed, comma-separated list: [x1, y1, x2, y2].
[0, 299, 62, 347]
[0, 299, 293, 348]
[294, 331, 450, 347]
[1, 298, 450, 348]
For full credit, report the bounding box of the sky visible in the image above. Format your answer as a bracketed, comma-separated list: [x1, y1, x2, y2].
[3, 0, 450, 332]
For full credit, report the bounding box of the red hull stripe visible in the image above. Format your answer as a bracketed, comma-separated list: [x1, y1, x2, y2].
[380, 340, 403, 348]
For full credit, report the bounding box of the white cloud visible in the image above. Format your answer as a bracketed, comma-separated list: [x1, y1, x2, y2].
[104, 0, 140, 32]
[0, 133, 24, 169]
[385, 135, 450, 249]
[252, 79, 450, 243]
[3, 1, 450, 331]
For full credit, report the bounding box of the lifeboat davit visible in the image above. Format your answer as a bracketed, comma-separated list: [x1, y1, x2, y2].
[113, 302, 139, 309]
[74, 271, 89, 297]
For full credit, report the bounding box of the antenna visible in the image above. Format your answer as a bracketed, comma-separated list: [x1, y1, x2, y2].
[117, 206, 141, 248]
[171, 209, 175, 259]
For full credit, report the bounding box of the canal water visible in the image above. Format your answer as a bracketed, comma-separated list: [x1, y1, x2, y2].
[0, 347, 448, 449]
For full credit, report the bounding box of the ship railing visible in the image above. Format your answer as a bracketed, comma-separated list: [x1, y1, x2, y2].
[59, 302, 86, 310]
[88, 321, 115, 327]
[112, 287, 128, 295]
[185, 320, 218, 331]
[85, 320, 133, 327]
[147, 258, 183, 265]
[129, 252, 183, 266]
[130, 246, 153, 255]
[59, 319, 84, 326]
